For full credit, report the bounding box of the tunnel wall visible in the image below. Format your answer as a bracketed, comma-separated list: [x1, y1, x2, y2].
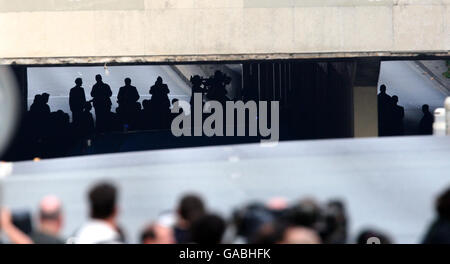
[243, 61, 355, 140]
[0, 0, 448, 64]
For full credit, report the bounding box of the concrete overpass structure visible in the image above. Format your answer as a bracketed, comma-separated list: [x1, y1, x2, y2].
[0, 0, 449, 138]
[0, 0, 448, 64]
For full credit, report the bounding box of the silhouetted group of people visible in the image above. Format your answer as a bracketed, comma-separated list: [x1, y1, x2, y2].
[378, 84, 433, 136]
[13, 71, 232, 160]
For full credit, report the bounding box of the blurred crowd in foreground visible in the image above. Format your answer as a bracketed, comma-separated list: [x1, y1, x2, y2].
[1, 182, 449, 244]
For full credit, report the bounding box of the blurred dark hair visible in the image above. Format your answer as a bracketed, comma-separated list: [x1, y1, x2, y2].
[356, 229, 392, 244]
[190, 214, 225, 244]
[88, 182, 117, 219]
[250, 220, 287, 244]
[436, 188, 450, 220]
[284, 199, 321, 228]
[141, 225, 156, 243]
[178, 194, 205, 223]
[233, 203, 275, 239]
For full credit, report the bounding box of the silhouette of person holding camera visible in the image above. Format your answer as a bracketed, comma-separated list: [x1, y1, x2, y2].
[205, 70, 231, 105]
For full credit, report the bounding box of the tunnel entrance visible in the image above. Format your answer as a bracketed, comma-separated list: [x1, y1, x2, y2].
[2, 58, 448, 162]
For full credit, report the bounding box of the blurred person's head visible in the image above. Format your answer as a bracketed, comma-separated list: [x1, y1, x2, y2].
[177, 194, 205, 228]
[250, 221, 286, 244]
[88, 182, 118, 225]
[422, 104, 430, 114]
[436, 187, 450, 220]
[233, 203, 275, 240]
[124, 78, 131, 85]
[141, 223, 175, 244]
[190, 214, 226, 244]
[380, 84, 386, 93]
[38, 195, 63, 236]
[356, 229, 392, 244]
[279, 226, 321, 244]
[285, 198, 322, 228]
[321, 200, 348, 244]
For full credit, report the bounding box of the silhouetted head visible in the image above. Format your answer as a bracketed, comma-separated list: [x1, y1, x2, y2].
[422, 104, 430, 113]
[156, 76, 163, 85]
[142, 99, 150, 110]
[436, 187, 450, 220]
[95, 74, 102, 82]
[84, 102, 92, 112]
[214, 70, 223, 78]
[380, 85, 386, 93]
[177, 194, 206, 225]
[124, 78, 131, 85]
[42, 93, 50, 103]
[190, 75, 202, 86]
[190, 214, 226, 244]
[88, 182, 117, 221]
[34, 94, 42, 103]
[75, 78, 83, 86]
[392, 95, 398, 104]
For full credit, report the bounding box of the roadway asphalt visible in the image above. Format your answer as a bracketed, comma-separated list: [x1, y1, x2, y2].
[2, 136, 450, 244]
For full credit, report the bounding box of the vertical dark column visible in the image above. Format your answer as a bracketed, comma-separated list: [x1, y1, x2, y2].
[242, 62, 259, 102]
[10, 65, 28, 112]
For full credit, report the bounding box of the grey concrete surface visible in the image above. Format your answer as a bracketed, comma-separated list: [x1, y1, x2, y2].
[1, 136, 450, 244]
[0, 0, 448, 64]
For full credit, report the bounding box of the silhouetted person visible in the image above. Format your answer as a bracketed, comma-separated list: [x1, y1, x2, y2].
[78, 102, 95, 138]
[149, 76, 171, 129]
[206, 71, 231, 104]
[423, 187, 450, 244]
[29, 93, 52, 155]
[378, 85, 392, 136]
[91, 74, 112, 132]
[190, 75, 204, 106]
[419, 104, 434, 135]
[69, 78, 87, 124]
[117, 78, 140, 128]
[390, 95, 404, 136]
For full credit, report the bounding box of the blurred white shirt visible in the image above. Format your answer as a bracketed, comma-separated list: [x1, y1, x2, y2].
[68, 220, 120, 244]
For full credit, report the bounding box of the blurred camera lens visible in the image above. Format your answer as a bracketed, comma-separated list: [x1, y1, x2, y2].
[0, 66, 20, 157]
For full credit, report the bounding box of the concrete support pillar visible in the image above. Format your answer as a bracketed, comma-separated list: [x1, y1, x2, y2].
[352, 59, 381, 137]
